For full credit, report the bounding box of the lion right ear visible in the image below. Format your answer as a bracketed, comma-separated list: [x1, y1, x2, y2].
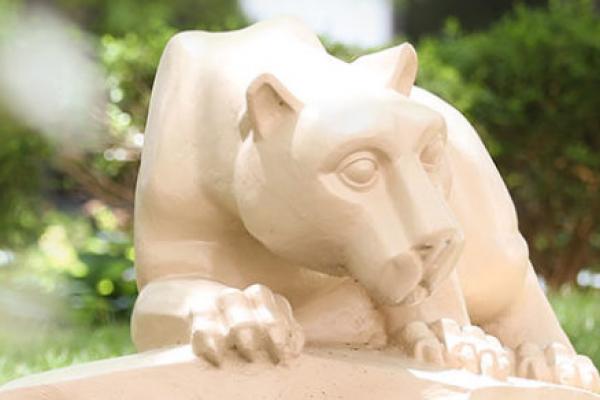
[246, 73, 303, 140]
[353, 43, 418, 96]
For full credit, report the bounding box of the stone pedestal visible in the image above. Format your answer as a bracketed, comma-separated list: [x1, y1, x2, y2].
[1, 346, 597, 399]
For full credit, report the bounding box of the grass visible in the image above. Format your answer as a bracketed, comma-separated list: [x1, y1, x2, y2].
[0, 289, 598, 385]
[548, 288, 600, 368]
[0, 323, 134, 385]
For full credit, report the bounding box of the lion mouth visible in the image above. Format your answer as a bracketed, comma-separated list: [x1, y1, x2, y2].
[365, 252, 423, 305]
[360, 230, 463, 307]
[418, 230, 463, 293]
[399, 283, 430, 306]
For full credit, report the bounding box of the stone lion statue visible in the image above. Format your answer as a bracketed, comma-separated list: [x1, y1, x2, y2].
[130, 17, 599, 392]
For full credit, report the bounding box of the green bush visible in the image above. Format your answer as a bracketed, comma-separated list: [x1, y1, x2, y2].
[0, 208, 137, 324]
[0, 0, 249, 324]
[417, 0, 600, 287]
[0, 111, 50, 248]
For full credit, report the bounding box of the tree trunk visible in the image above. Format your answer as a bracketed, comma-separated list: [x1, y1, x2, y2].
[547, 215, 594, 289]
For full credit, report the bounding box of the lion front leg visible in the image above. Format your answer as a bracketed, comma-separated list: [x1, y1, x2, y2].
[131, 277, 304, 365]
[383, 271, 514, 380]
[479, 265, 600, 392]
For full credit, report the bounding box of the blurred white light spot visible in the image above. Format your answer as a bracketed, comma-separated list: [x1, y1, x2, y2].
[576, 269, 600, 289]
[132, 132, 144, 148]
[104, 147, 135, 162]
[117, 112, 131, 126]
[577, 270, 592, 287]
[103, 149, 114, 161]
[240, 0, 393, 48]
[0, 250, 15, 267]
[584, 316, 595, 331]
[113, 148, 127, 161]
[593, 274, 600, 289]
[121, 267, 136, 282]
[0, 5, 107, 154]
[537, 276, 547, 293]
[110, 87, 124, 103]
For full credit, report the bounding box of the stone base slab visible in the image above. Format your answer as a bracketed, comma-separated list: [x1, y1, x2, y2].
[1, 346, 598, 400]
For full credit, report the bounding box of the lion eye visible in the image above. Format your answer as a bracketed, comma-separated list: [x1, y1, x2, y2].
[420, 137, 445, 171]
[339, 155, 378, 189]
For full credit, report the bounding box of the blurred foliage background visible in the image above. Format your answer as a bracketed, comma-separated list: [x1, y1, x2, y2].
[0, 0, 599, 384]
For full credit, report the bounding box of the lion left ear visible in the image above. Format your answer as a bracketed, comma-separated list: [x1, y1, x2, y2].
[246, 73, 303, 140]
[353, 43, 418, 96]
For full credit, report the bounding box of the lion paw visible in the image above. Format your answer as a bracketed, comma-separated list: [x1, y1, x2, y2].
[397, 318, 513, 380]
[516, 342, 600, 392]
[190, 284, 304, 365]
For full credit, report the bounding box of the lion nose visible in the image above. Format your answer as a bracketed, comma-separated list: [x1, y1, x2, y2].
[413, 229, 462, 291]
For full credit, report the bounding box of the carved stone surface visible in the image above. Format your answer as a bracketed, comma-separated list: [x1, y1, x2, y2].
[127, 17, 599, 393]
[1, 346, 598, 400]
[2, 17, 599, 398]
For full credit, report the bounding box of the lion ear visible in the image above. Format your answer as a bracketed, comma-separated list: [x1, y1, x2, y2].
[246, 73, 303, 140]
[353, 43, 418, 96]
